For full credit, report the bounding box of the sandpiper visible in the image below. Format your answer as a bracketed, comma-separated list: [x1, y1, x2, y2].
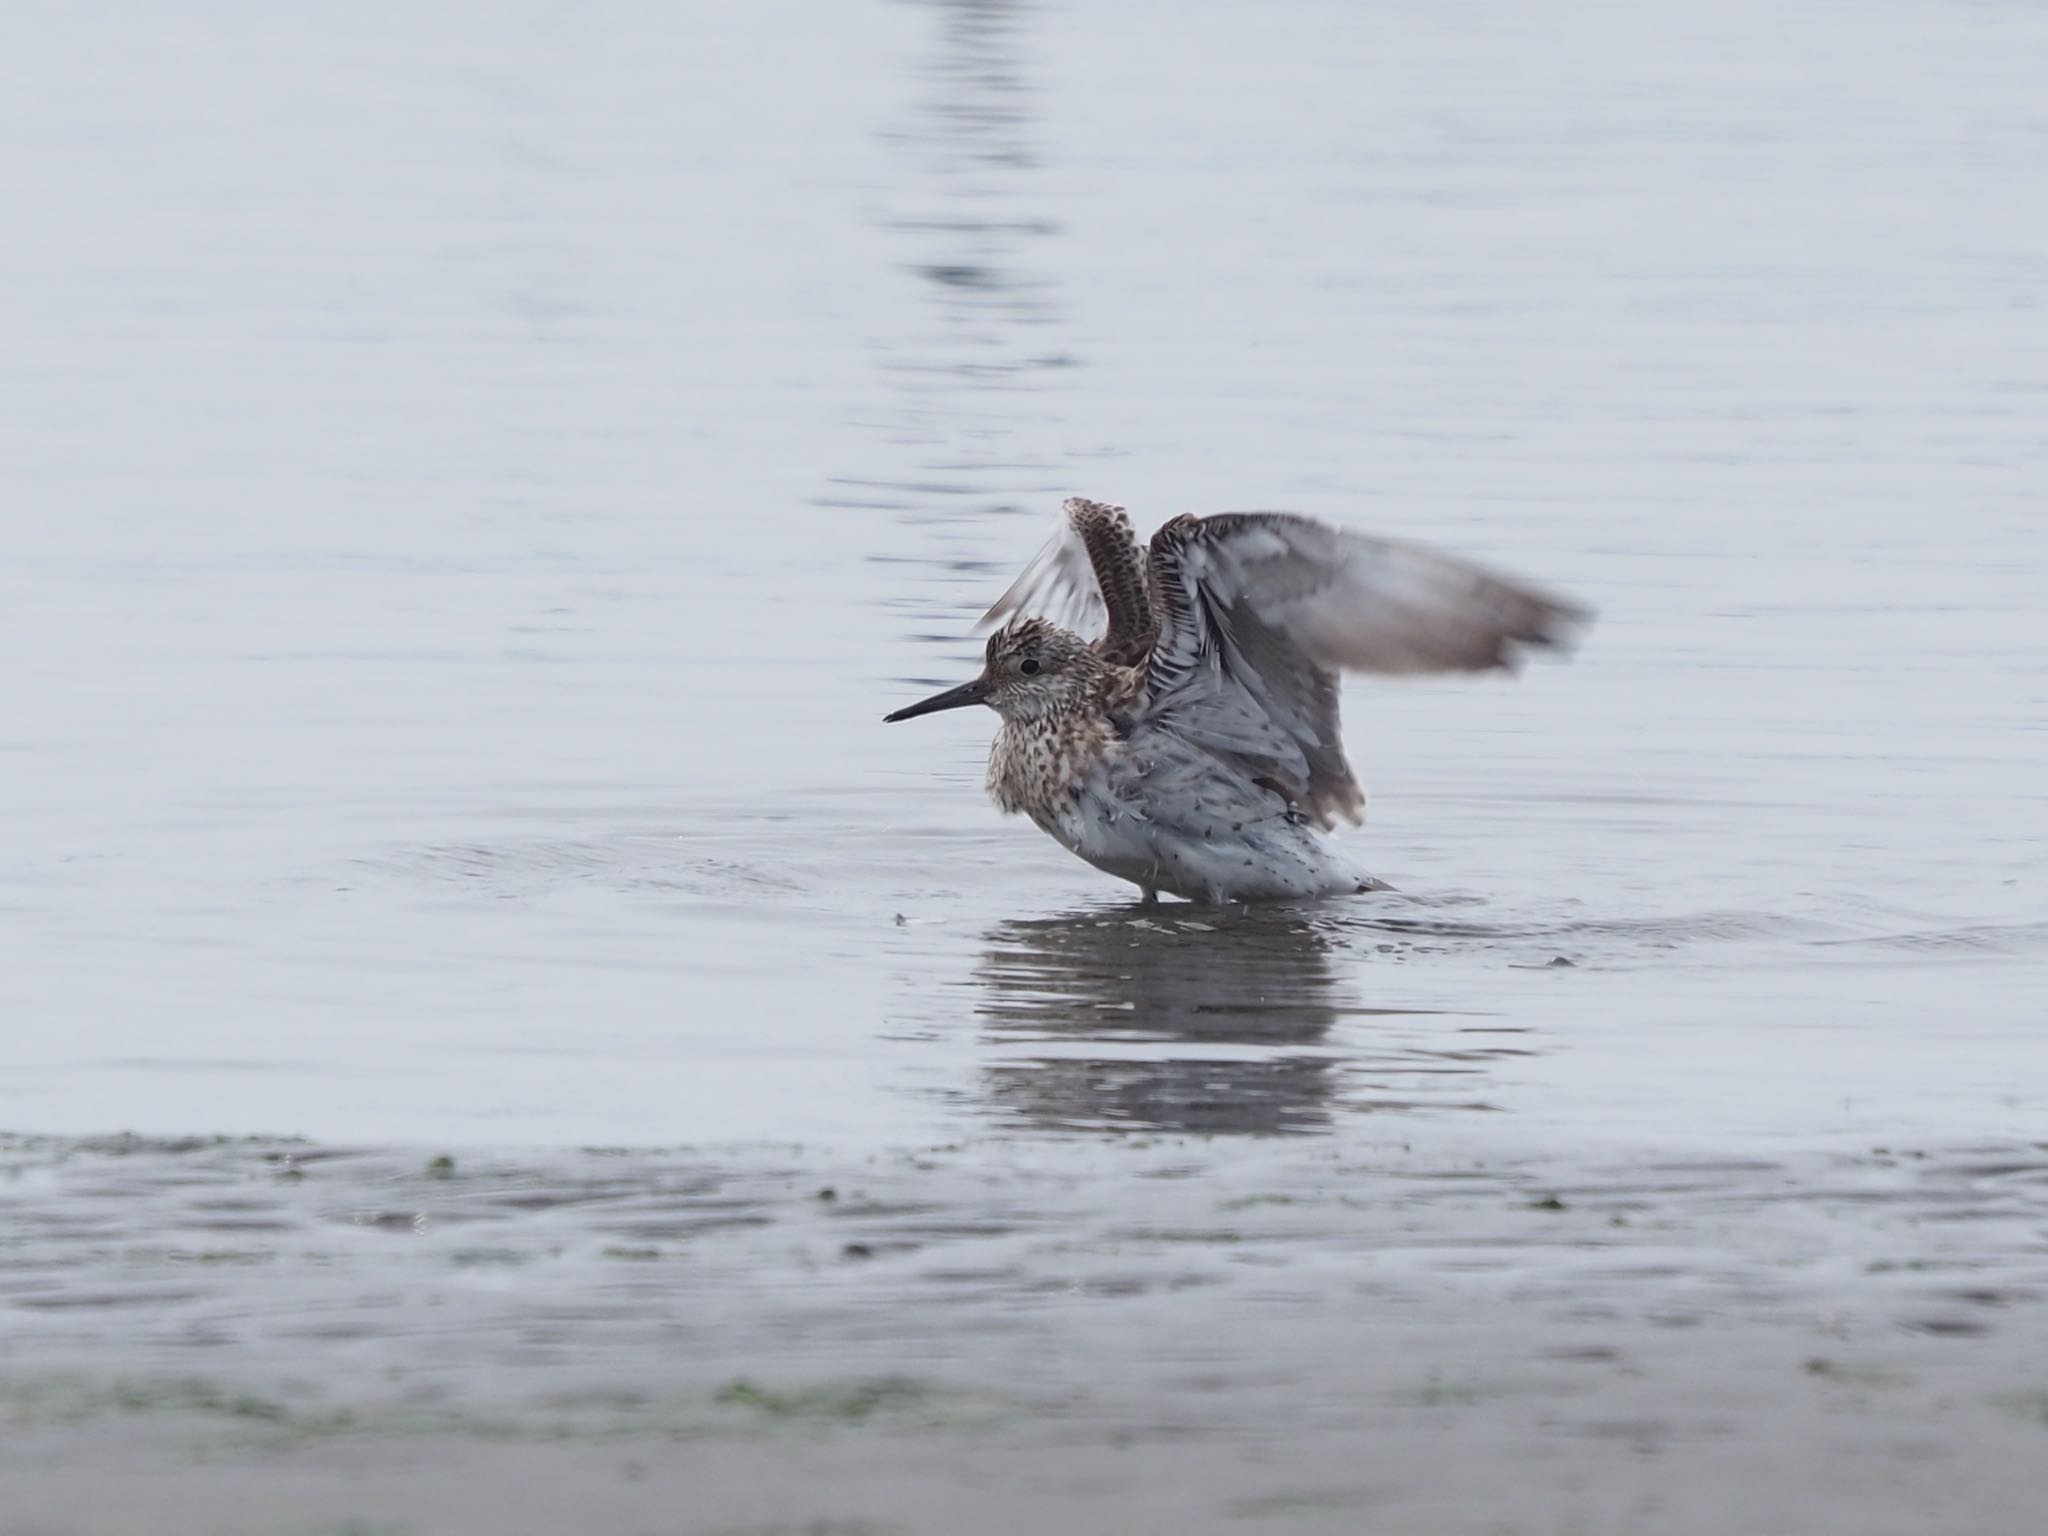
[885, 499, 1589, 902]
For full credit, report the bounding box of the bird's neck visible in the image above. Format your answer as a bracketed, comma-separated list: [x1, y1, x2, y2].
[985, 680, 1128, 821]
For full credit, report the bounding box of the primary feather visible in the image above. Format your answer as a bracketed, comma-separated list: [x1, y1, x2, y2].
[1142, 511, 1588, 826]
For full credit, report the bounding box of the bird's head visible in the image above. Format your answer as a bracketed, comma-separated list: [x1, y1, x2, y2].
[883, 617, 1098, 725]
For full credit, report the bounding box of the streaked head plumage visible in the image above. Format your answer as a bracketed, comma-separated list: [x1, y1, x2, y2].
[982, 617, 1095, 719]
[883, 616, 1096, 726]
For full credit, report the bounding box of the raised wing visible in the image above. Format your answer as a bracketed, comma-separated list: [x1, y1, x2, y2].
[978, 498, 1158, 667]
[1143, 512, 1590, 827]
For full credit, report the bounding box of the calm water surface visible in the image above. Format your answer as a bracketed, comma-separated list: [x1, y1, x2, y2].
[1, 0, 2043, 1161]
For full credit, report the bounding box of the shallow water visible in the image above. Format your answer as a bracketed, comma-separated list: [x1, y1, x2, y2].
[2, 2, 2046, 1526]
[2, 0, 2042, 1156]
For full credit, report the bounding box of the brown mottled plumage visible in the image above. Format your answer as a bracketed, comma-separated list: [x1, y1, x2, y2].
[885, 498, 1590, 902]
[977, 616, 1143, 823]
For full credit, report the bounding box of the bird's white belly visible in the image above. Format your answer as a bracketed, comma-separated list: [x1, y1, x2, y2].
[1037, 778, 1366, 902]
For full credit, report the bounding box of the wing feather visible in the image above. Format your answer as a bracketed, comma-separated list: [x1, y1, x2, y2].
[978, 498, 1157, 665]
[1144, 512, 1590, 828]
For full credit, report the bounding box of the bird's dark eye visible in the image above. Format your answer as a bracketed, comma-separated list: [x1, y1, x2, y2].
[1019, 658, 1041, 676]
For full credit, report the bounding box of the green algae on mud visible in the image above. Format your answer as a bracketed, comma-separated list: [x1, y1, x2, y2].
[6, 1375, 347, 1436]
[711, 1376, 945, 1425]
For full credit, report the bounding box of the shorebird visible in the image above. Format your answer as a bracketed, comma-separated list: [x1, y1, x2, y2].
[884, 499, 1589, 902]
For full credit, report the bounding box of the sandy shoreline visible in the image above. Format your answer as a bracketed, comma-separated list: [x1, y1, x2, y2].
[4, 1132, 2045, 1533]
[6, 1396, 2046, 1536]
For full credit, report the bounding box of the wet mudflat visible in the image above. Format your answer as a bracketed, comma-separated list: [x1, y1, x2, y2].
[4, 0, 2047, 1530]
[4, 1129, 2048, 1533]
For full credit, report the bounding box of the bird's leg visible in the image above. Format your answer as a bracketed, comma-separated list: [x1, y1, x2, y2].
[1138, 886, 1160, 908]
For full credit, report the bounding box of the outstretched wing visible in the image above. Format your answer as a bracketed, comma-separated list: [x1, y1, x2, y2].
[1143, 512, 1590, 828]
[978, 498, 1158, 667]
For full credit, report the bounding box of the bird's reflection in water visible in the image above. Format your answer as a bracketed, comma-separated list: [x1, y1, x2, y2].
[976, 909, 1350, 1136]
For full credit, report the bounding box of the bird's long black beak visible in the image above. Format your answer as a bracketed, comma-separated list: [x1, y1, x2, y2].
[883, 676, 990, 723]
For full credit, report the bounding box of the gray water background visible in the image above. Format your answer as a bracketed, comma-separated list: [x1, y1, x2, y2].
[2, 0, 2044, 1157]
